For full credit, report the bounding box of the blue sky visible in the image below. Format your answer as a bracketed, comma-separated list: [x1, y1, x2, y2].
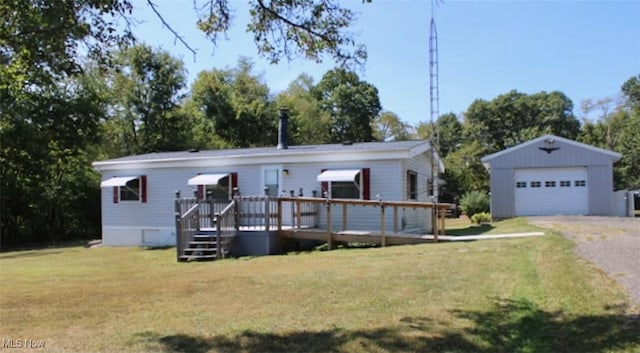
[130, 0, 640, 126]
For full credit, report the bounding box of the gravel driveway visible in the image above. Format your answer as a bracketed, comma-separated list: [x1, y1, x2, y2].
[528, 216, 640, 306]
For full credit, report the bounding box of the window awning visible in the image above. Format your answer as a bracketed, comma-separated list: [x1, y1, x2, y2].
[100, 176, 138, 188]
[187, 173, 229, 186]
[317, 169, 361, 182]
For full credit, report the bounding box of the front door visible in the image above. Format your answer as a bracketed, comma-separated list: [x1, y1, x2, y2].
[263, 167, 281, 197]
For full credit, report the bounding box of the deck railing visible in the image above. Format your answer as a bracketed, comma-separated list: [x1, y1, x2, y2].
[276, 197, 452, 248]
[174, 197, 229, 229]
[236, 196, 280, 230]
[235, 196, 321, 230]
[176, 193, 452, 259]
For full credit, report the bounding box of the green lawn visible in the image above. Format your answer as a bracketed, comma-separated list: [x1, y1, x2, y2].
[1, 219, 638, 353]
[445, 216, 541, 236]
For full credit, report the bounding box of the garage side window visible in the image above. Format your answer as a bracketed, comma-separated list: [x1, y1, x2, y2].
[407, 170, 418, 200]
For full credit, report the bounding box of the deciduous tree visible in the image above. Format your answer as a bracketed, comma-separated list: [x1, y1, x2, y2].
[104, 44, 190, 156]
[465, 90, 580, 154]
[275, 74, 332, 145]
[373, 111, 413, 141]
[312, 68, 381, 143]
[188, 58, 276, 148]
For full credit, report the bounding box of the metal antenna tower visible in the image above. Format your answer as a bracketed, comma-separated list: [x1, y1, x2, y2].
[429, 0, 440, 203]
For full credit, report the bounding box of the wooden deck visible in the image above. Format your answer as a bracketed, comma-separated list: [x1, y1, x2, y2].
[280, 228, 436, 246]
[176, 195, 455, 260]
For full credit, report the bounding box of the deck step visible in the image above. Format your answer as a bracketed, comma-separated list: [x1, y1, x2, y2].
[188, 241, 218, 246]
[194, 235, 216, 239]
[183, 248, 218, 253]
[179, 254, 218, 261]
[179, 249, 230, 261]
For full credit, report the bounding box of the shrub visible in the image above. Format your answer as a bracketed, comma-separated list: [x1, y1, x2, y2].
[471, 212, 492, 224]
[459, 190, 490, 218]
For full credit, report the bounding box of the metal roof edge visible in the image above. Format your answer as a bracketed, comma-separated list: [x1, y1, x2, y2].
[92, 141, 428, 172]
[481, 134, 622, 164]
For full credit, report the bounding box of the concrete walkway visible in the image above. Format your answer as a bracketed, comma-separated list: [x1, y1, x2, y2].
[425, 232, 545, 241]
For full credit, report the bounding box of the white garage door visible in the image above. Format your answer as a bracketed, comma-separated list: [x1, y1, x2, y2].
[514, 167, 588, 216]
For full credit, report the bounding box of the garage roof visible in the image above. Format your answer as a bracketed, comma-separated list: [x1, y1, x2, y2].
[481, 134, 621, 168]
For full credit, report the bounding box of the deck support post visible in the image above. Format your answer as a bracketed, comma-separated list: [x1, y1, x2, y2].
[215, 214, 222, 259]
[342, 203, 348, 231]
[234, 198, 240, 232]
[380, 204, 386, 247]
[432, 205, 438, 242]
[296, 200, 302, 229]
[277, 199, 283, 231]
[265, 198, 270, 232]
[209, 199, 215, 228]
[326, 200, 333, 250]
[393, 206, 398, 234]
[291, 199, 296, 228]
[175, 191, 182, 262]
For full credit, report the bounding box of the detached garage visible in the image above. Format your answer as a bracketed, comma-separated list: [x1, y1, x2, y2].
[481, 135, 621, 218]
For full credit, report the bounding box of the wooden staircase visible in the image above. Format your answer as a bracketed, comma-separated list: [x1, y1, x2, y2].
[176, 198, 238, 262]
[178, 230, 231, 261]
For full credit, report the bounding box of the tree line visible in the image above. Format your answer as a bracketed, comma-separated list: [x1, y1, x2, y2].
[1, 1, 638, 248]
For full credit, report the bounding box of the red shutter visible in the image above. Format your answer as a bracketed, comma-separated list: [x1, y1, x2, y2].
[320, 169, 328, 198]
[231, 172, 238, 191]
[361, 168, 370, 200]
[197, 185, 204, 200]
[140, 175, 147, 203]
[113, 186, 119, 203]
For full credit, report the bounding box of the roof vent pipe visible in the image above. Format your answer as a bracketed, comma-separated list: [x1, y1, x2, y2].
[277, 108, 289, 150]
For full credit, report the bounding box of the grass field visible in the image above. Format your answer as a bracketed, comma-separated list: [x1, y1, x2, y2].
[444, 216, 540, 236]
[1, 218, 639, 353]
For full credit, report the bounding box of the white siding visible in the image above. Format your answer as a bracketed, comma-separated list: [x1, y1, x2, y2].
[402, 152, 433, 232]
[100, 151, 438, 246]
[101, 165, 264, 246]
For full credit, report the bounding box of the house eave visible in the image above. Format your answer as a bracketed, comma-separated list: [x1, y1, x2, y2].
[93, 148, 418, 172]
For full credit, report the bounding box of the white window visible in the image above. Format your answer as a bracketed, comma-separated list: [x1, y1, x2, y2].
[560, 180, 571, 187]
[545, 181, 556, 188]
[100, 176, 147, 203]
[516, 181, 527, 188]
[204, 182, 230, 200]
[531, 181, 542, 188]
[575, 180, 586, 187]
[331, 180, 361, 199]
[188, 173, 234, 200]
[317, 169, 370, 200]
[407, 171, 418, 200]
[120, 178, 141, 201]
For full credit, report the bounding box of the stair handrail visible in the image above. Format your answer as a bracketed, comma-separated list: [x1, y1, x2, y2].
[175, 201, 200, 262]
[214, 199, 238, 259]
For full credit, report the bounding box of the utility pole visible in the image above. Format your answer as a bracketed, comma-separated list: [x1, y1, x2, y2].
[429, 0, 441, 203]
[428, 0, 443, 239]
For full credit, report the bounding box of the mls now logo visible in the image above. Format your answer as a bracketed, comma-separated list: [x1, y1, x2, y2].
[2, 338, 46, 349]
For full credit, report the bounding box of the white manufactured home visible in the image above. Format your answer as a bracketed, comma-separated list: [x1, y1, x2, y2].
[93, 137, 444, 249]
